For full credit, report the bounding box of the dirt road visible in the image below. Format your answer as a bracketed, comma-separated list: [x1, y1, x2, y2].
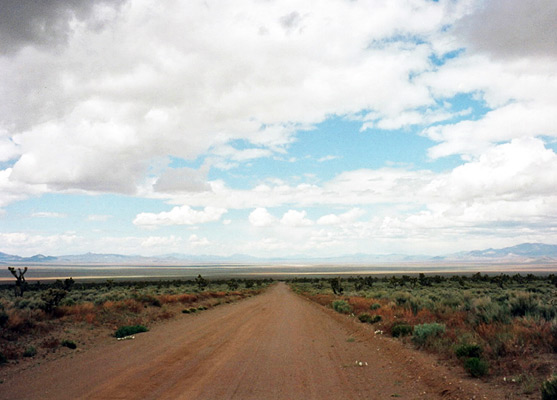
[1, 283, 503, 399]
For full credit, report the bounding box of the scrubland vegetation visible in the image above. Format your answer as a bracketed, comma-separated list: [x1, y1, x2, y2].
[290, 273, 557, 397]
[0, 276, 268, 365]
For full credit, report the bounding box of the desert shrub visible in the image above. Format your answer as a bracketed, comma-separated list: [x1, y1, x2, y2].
[0, 352, 6, 364]
[509, 292, 540, 317]
[441, 294, 464, 310]
[133, 294, 161, 307]
[6, 310, 36, 333]
[485, 331, 514, 358]
[332, 300, 352, 314]
[157, 294, 179, 304]
[157, 309, 174, 320]
[370, 314, 382, 323]
[182, 309, 191, 314]
[14, 298, 31, 309]
[455, 343, 482, 359]
[409, 298, 422, 315]
[117, 299, 143, 313]
[464, 357, 489, 377]
[61, 339, 77, 349]
[391, 323, 413, 337]
[541, 375, 557, 400]
[370, 303, 381, 310]
[114, 325, 148, 338]
[413, 323, 446, 346]
[394, 291, 412, 306]
[23, 346, 37, 357]
[358, 313, 373, 323]
[0, 311, 8, 327]
[40, 288, 68, 313]
[368, 290, 388, 299]
[539, 304, 557, 320]
[519, 374, 538, 395]
[550, 321, 557, 352]
[227, 280, 239, 291]
[177, 294, 198, 304]
[60, 295, 77, 307]
[471, 296, 510, 324]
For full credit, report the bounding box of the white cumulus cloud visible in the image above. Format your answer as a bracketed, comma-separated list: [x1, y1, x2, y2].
[317, 208, 365, 225]
[189, 234, 210, 247]
[0, 0, 458, 199]
[133, 206, 227, 227]
[31, 212, 66, 218]
[249, 208, 277, 227]
[280, 210, 312, 227]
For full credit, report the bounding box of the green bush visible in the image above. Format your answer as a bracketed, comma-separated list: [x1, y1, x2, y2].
[358, 313, 373, 323]
[464, 357, 489, 378]
[0, 311, 8, 327]
[61, 339, 77, 349]
[409, 298, 422, 315]
[455, 343, 482, 359]
[23, 346, 37, 357]
[412, 323, 446, 346]
[114, 325, 148, 338]
[391, 323, 413, 337]
[539, 304, 557, 320]
[370, 314, 382, 323]
[471, 297, 510, 324]
[394, 291, 412, 306]
[509, 292, 539, 317]
[332, 300, 352, 314]
[61, 298, 76, 307]
[39, 288, 68, 313]
[541, 375, 557, 400]
[370, 303, 381, 310]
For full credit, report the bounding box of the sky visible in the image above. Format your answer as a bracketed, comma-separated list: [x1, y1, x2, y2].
[1, 0, 557, 258]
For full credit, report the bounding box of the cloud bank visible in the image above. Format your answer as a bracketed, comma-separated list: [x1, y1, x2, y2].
[1, 0, 557, 256]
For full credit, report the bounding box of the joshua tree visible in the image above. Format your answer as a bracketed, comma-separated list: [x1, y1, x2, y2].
[330, 277, 343, 295]
[8, 267, 28, 297]
[64, 277, 75, 291]
[195, 274, 208, 290]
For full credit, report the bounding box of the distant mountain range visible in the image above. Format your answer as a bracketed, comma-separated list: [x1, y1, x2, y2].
[0, 253, 58, 263]
[448, 243, 557, 262]
[1, 243, 557, 265]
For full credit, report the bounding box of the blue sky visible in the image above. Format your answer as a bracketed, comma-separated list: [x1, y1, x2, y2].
[1, 0, 557, 257]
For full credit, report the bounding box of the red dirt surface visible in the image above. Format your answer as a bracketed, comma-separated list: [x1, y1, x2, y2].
[0, 283, 506, 399]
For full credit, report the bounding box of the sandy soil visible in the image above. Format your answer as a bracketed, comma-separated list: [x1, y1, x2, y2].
[0, 283, 506, 399]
